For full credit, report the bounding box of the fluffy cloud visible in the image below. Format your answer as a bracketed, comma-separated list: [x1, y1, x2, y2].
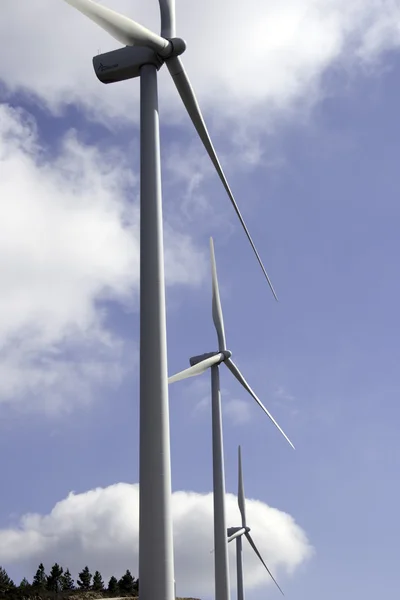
[1, 0, 399, 130]
[0, 103, 205, 411]
[0, 483, 312, 596]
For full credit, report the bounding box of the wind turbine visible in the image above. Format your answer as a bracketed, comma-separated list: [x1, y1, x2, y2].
[228, 446, 284, 599]
[62, 2, 278, 600]
[169, 238, 294, 600]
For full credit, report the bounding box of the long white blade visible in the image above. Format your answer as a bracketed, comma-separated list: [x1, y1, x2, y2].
[64, 0, 171, 55]
[225, 358, 295, 449]
[168, 353, 223, 384]
[227, 527, 246, 543]
[238, 446, 246, 528]
[159, 0, 175, 38]
[245, 532, 284, 595]
[166, 56, 278, 301]
[210, 238, 226, 351]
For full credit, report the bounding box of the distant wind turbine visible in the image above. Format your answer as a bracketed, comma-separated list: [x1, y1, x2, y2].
[228, 446, 284, 599]
[169, 238, 294, 600]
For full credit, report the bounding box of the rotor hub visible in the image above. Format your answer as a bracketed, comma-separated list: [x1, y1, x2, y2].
[167, 37, 187, 57]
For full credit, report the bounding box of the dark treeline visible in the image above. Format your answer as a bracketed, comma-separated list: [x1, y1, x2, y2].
[0, 564, 139, 599]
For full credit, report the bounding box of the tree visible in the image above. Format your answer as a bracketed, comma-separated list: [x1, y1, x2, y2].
[92, 572, 104, 592]
[32, 564, 47, 589]
[60, 569, 74, 591]
[0, 567, 15, 594]
[19, 579, 30, 588]
[107, 576, 118, 595]
[77, 567, 92, 591]
[46, 564, 63, 593]
[118, 570, 135, 596]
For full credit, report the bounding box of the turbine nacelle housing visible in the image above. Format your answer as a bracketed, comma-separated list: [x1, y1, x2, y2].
[227, 526, 250, 536]
[189, 350, 232, 367]
[93, 46, 161, 83]
[92, 37, 186, 84]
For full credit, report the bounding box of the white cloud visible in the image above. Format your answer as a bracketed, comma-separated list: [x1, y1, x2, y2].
[187, 378, 253, 425]
[224, 398, 252, 425]
[0, 103, 205, 412]
[0, 483, 312, 596]
[1, 0, 399, 132]
[1, 0, 397, 410]
[274, 386, 295, 404]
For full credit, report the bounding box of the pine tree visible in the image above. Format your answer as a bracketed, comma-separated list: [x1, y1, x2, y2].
[118, 570, 135, 596]
[32, 564, 47, 589]
[77, 566, 92, 591]
[92, 571, 104, 592]
[107, 576, 118, 595]
[46, 564, 64, 593]
[19, 578, 30, 588]
[60, 569, 74, 591]
[0, 567, 15, 594]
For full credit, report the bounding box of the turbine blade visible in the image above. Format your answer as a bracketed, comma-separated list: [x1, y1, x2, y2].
[210, 238, 227, 351]
[245, 532, 284, 595]
[227, 527, 246, 543]
[225, 358, 295, 449]
[159, 0, 175, 38]
[238, 446, 247, 527]
[166, 56, 278, 301]
[64, 0, 171, 55]
[168, 353, 223, 384]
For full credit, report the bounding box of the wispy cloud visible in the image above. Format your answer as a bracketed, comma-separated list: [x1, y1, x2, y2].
[0, 104, 205, 413]
[189, 379, 253, 425]
[223, 398, 253, 425]
[274, 386, 296, 404]
[273, 385, 301, 420]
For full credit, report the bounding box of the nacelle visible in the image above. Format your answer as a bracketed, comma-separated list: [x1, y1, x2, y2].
[189, 351, 220, 367]
[92, 46, 164, 84]
[189, 350, 231, 367]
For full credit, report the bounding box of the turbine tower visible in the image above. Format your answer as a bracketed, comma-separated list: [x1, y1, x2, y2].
[169, 238, 294, 600]
[63, 3, 279, 600]
[228, 446, 284, 600]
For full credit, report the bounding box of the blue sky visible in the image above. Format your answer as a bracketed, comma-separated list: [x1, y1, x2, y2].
[1, 1, 400, 599]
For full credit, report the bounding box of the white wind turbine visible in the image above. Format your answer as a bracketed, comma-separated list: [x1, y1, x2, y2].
[169, 238, 294, 600]
[228, 446, 284, 599]
[62, 2, 279, 600]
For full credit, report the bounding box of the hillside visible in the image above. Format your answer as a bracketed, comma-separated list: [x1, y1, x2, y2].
[1, 589, 199, 600]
